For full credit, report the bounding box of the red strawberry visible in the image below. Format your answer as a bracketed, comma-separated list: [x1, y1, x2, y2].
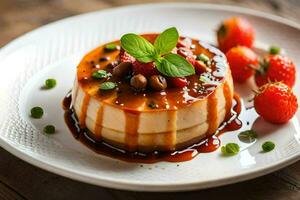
[120, 49, 135, 63]
[255, 55, 296, 88]
[177, 47, 193, 58]
[186, 56, 207, 74]
[132, 61, 159, 77]
[254, 82, 298, 124]
[177, 38, 192, 48]
[168, 77, 188, 88]
[217, 17, 255, 53]
[226, 46, 258, 82]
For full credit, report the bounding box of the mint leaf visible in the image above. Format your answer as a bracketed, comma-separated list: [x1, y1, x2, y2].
[238, 130, 257, 143]
[154, 27, 179, 55]
[92, 70, 107, 79]
[99, 82, 116, 90]
[155, 54, 195, 77]
[120, 33, 157, 63]
[104, 43, 118, 51]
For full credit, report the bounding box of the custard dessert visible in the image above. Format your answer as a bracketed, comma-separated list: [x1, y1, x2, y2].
[71, 28, 233, 152]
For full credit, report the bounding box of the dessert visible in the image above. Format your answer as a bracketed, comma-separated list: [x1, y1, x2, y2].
[55, 19, 297, 162]
[69, 27, 235, 152]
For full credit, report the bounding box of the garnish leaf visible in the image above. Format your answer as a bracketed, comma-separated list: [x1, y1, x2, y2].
[262, 141, 275, 152]
[92, 70, 107, 79]
[238, 130, 257, 143]
[196, 53, 209, 63]
[31, 106, 44, 119]
[99, 82, 116, 90]
[154, 27, 179, 55]
[105, 43, 118, 51]
[45, 78, 57, 89]
[155, 54, 195, 77]
[221, 143, 240, 155]
[120, 33, 157, 63]
[44, 125, 56, 134]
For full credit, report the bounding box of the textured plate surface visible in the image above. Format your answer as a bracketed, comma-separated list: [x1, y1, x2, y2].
[0, 3, 300, 191]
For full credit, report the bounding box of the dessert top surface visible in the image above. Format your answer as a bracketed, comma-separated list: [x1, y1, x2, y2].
[76, 33, 228, 112]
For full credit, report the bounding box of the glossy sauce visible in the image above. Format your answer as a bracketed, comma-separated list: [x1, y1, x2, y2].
[79, 95, 90, 128]
[124, 111, 140, 151]
[206, 91, 218, 136]
[63, 92, 242, 163]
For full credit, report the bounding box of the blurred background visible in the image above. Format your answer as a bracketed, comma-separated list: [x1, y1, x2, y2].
[1, 0, 300, 47]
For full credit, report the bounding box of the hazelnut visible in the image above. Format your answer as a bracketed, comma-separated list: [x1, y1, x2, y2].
[130, 74, 147, 90]
[149, 75, 167, 91]
[112, 62, 132, 77]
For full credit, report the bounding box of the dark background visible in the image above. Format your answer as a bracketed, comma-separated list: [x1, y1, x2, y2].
[0, 0, 299, 200]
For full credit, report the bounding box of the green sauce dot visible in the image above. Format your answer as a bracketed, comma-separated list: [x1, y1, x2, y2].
[104, 44, 118, 51]
[43, 125, 55, 134]
[196, 53, 209, 63]
[45, 79, 57, 89]
[30, 107, 44, 119]
[262, 141, 275, 152]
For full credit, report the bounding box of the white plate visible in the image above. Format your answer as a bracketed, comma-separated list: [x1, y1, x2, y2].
[0, 3, 300, 191]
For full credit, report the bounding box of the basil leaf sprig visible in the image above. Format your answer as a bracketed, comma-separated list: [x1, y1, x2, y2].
[120, 27, 195, 77]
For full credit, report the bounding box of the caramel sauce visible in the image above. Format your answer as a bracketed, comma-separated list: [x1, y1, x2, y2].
[63, 92, 242, 163]
[76, 34, 226, 112]
[79, 95, 90, 128]
[124, 111, 140, 151]
[206, 91, 218, 136]
[94, 105, 104, 140]
[217, 93, 242, 135]
[223, 82, 233, 120]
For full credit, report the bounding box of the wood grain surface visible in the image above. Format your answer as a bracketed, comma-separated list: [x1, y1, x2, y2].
[0, 0, 300, 199]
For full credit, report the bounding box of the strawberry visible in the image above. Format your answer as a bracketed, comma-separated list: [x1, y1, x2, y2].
[226, 46, 258, 82]
[168, 77, 188, 88]
[186, 56, 207, 74]
[177, 38, 192, 48]
[119, 49, 135, 63]
[177, 47, 193, 58]
[255, 55, 296, 88]
[217, 17, 255, 53]
[132, 61, 159, 77]
[254, 82, 298, 124]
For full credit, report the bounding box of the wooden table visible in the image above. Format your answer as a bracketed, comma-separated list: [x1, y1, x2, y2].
[0, 0, 299, 199]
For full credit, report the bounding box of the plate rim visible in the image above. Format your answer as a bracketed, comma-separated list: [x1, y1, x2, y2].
[0, 2, 300, 191]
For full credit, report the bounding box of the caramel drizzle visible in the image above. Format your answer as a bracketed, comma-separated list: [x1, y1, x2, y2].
[206, 91, 218, 136]
[165, 111, 177, 151]
[124, 111, 140, 151]
[223, 82, 232, 120]
[94, 105, 104, 140]
[79, 94, 90, 128]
